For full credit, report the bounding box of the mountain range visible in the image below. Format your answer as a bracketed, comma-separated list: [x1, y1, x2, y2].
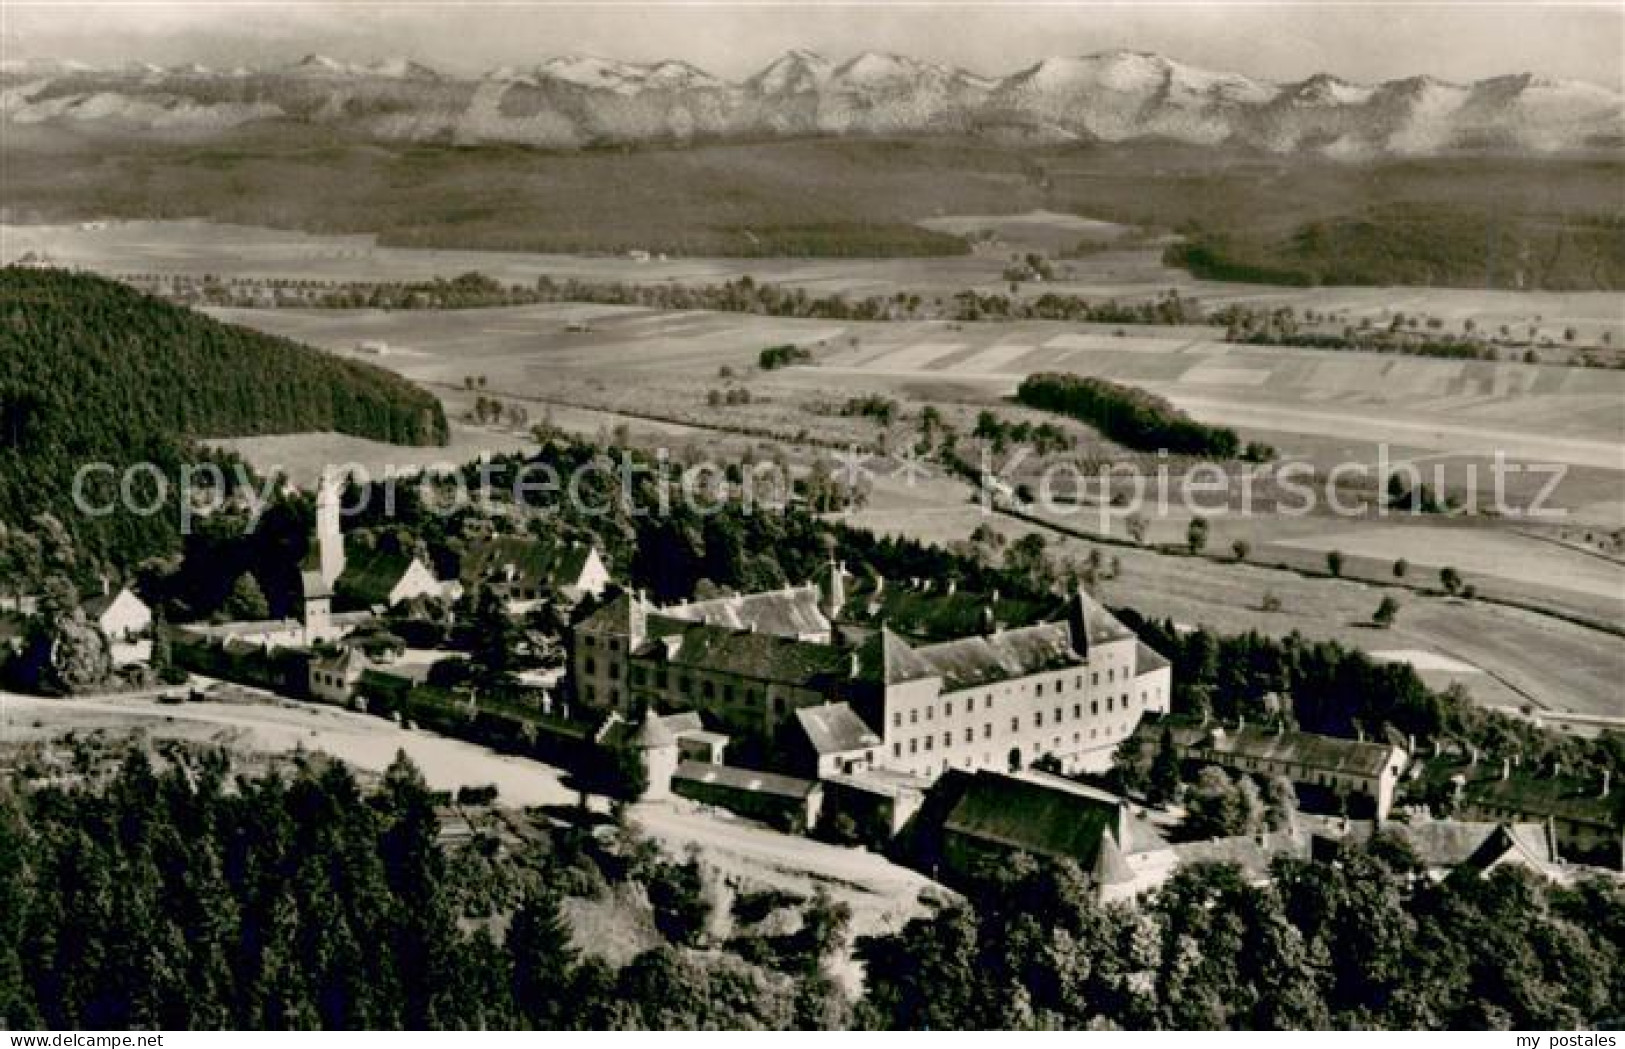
[3, 49, 1620, 155]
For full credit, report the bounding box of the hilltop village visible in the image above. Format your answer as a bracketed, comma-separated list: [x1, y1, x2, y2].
[5, 450, 1619, 899]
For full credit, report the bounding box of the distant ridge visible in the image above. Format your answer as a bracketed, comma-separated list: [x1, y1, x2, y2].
[3, 47, 1620, 155]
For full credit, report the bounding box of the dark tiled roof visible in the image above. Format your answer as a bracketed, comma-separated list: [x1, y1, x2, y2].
[853, 626, 938, 684]
[944, 771, 1121, 870]
[459, 535, 597, 590]
[914, 622, 1081, 690]
[1173, 723, 1404, 780]
[839, 582, 1065, 641]
[577, 592, 635, 634]
[674, 760, 818, 800]
[335, 548, 417, 607]
[1464, 774, 1624, 828]
[660, 585, 830, 639]
[651, 623, 850, 689]
[1382, 820, 1554, 868]
[794, 702, 882, 755]
[1136, 641, 1171, 675]
[1066, 590, 1134, 653]
[311, 647, 372, 675]
[1168, 831, 1309, 880]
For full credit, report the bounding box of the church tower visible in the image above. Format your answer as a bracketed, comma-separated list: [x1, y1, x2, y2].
[316, 470, 346, 587]
[821, 557, 846, 622]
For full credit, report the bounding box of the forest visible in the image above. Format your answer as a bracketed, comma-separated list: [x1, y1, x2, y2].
[1, 744, 1619, 1031]
[1015, 372, 1249, 459]
[0, 268, 446, 567]
[1164, 207, 1625, 291]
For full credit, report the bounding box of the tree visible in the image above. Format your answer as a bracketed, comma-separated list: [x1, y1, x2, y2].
[506, 890, 577, 1028]
[1439, 566, 1463, 596]
[1186, 516, 1210, 555]
[1232, 539, 1250, 562]
[466, 583, 521, 695]
[1264, 774, 1298, 832]
[1183, 769, 1241, 844]
[1147, 727, 1182, 805]
[223, 572, 269, 620]
[1373, 595, 1400, 628]
[1326, 550, 1344, 578]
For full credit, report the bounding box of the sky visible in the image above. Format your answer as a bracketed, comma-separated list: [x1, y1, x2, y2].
[3, 1, 1622, 88]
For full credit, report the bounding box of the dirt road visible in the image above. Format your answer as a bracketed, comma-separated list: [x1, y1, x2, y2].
[0, 690, 578, 807]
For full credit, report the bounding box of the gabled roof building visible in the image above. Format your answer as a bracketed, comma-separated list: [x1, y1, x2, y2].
[572, 560, 1173, 784]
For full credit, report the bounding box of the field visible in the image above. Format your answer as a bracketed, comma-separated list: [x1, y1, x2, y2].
[7, 213, 1619, 721]
[192, 292, 1625, 720]
[9, 217, 1624, 347]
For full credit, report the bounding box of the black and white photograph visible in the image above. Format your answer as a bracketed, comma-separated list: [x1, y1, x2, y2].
[0, 0, 1621, 1034]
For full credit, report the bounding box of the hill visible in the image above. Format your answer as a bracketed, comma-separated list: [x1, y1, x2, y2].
[0, 267, 446, 566]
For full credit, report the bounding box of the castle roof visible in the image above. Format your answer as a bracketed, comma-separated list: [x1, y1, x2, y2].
[853, 626, 938, 684]
[913, 621, 1082, 691]
[659, 584, 830, 639]
[943, 770, 1124, 872]
[1463, 773, 1623, 828]
[673, 760, 819, 800]
[794, 701, 882, 756]
[1168, 722, 1405, 780]
[643, 622, 849, 690]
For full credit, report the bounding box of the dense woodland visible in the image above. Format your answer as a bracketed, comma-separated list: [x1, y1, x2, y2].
[1016, 372, 1255, 460]
[0, 269, 446, 567]
[1166, 207, 1625, 291]
[1, 744, 1619, 1031]
[861, 842, 1624, 1030]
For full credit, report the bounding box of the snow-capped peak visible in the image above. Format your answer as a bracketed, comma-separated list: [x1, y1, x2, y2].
[536, 53, 647, 91]
[747, 49, 833, 95]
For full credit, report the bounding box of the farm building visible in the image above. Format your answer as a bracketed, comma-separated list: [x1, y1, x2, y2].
[1152, 720, 1411, 822]
[457, 535, 610, 612]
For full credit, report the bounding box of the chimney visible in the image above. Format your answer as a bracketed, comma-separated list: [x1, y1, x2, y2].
[946, 579, 957, 596]
[1407, 733, 1415, 756]
[1469, 744, 1479, 767]
[849, 651, 861, 679]
[1237, 713, 1245, 733]
[1501, 757, 1510, 781]
[991, 588, 1000, 603]
[1597, 769, 1610, 798]
[982, 605, 996, 633]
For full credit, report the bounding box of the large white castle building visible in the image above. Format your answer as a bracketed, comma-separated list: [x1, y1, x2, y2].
[572, 561, 1172, 781]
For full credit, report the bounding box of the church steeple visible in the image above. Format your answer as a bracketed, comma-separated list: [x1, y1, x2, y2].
[315, 469, 346, 587]
[821, 557, 846, 622]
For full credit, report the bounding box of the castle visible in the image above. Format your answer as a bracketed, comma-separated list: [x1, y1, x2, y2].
[573, 560, 1172, 781]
